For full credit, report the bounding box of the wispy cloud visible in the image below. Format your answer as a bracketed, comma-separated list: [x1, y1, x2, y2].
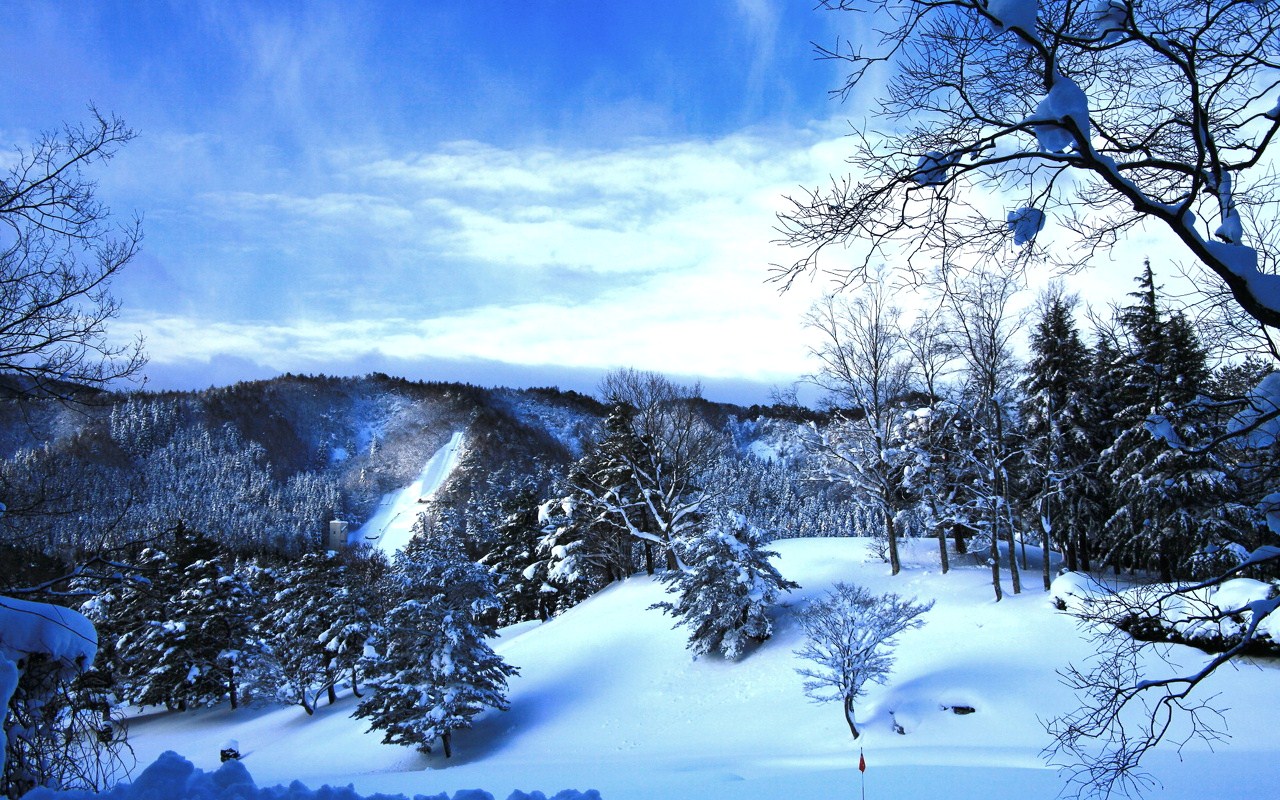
[119, 123, 850, 392]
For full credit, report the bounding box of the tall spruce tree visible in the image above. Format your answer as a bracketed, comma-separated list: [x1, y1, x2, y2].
[1102, 264, 1236, 579]
[1020, 289, 1097, 583]
[356, 525, 517, 758]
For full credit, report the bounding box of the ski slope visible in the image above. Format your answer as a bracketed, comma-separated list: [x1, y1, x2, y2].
[118, 538, 1280, 800]
[354, 431, 465, 555]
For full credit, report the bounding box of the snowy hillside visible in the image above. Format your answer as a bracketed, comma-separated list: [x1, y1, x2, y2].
[118, 539, 1280, 800]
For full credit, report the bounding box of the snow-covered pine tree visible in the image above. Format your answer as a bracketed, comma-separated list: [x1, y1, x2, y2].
[355, 524, 517, 758]
[114, 530, 275, 711]
[651, 513, 799, 660]
[1020, 288, 1098, 584]
[1102, 265, 1237, 579]
[482, 483, 560, 624]
[263, 549, 379, 714]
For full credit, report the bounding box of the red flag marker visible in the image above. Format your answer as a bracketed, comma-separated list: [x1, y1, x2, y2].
[859, 750, 866, 772]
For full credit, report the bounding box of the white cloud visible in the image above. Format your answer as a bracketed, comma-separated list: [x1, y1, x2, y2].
[118, 123, 844, 386]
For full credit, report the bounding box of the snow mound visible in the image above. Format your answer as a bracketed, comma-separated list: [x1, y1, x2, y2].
[20, 751, 600, 800]
[1048, 571, 1109, 613]
[0, 595, 97, 668]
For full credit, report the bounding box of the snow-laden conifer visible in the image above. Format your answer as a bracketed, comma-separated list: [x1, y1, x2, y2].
[355, 523, 517, 758]
[651, 514, 798, 660]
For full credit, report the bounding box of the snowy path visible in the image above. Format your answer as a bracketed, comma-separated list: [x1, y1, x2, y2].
[353, 431, 465, 555]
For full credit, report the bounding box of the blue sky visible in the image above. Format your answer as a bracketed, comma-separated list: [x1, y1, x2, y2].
[1, 1, 864, 403]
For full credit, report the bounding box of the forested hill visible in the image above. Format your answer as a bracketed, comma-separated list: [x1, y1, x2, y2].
[0, 373, 837, 569]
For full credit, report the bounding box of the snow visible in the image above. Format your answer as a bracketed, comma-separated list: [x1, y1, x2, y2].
[1091, 0, 1127, 41]
[1024, 75, 1090, 153]
[0, 595, 97, 669]
[1005, 207, 1044, 245]
[21, 751, 601, 800]
[115, 538, 1280, 800]
[985, 0, 1038, 36]
[354, 432, 465, 554]
[1048, 570, 1109, 614]
[912, 151, 957, 187]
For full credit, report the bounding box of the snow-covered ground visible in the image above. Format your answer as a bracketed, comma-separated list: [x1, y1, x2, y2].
[119, 538, 1280, 800]
[353, 432, 465, 554]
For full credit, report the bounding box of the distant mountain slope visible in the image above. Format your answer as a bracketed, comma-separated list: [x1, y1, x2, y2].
[0, 373, 814, 558]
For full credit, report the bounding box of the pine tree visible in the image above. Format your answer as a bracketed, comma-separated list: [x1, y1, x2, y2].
[113, 530, 275, 711]
[355, 526, 517, 758]
[651, 514, 799, 660]
[1020, 289, 1097, 584]
[1101, 264, 1237, 579]
[482, 484, 560, 624]
[263, 549, 379, 714]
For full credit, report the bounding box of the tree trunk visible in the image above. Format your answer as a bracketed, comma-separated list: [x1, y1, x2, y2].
[327, 682, 338, 706]
[936, 521, 950, 575]
[643, 542, 654, 575]
[1005, 523, 1021, 595]
[1041, 510, 1052, 592]
[228, 672, 238, 710]
[843, 694, 861, 739]
[441, 731, 453, 759]
[886, 510, 901, 576]
[989, 521, 1003, 602]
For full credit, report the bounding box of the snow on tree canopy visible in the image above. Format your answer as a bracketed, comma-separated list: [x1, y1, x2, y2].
[912, 151, 958, 186]
[1006, 207, 1045, 245]
[20, 751, 602, 800]
[985, 0, 1038, 36]
[0, 595, 97, 669]
[1091, 0, 1127, 41]
[1024, 75, 1090, 153]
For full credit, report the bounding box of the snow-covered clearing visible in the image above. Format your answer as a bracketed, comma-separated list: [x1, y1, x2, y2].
[353, 432, 465, 554]
[118, 539, 1280, 800]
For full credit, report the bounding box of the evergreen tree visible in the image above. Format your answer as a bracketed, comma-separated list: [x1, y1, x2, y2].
[482, 483, 561, 624]
[1101, 263, 1236, 579]
[1020, 289, 1097, 583]
[113, 530, 275, 711]
[356, 526, 517, 758]
[651, 514, 799, 660]
[263, 549, 379, 714]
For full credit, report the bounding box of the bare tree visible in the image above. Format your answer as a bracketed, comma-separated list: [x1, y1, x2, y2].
[589, 368, 725, 571]
[942, 266, 1028, 600]
[806, 286, 913, 574]
[899, 301, 959, 572]
[775, 0, 1280, 329]
[795, 582, 933, 739]
[0, 108, 145, 397]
